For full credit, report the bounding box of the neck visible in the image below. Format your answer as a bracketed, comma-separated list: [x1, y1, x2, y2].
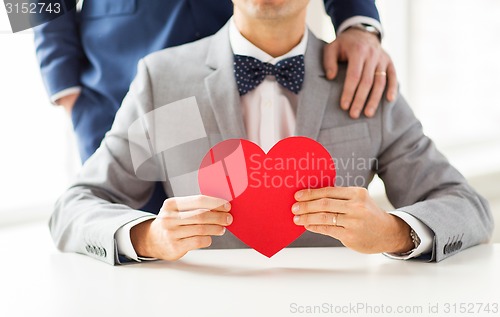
[233, 12, 306, 57]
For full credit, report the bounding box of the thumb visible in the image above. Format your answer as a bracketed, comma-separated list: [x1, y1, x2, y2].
[323, 42, 339, 80]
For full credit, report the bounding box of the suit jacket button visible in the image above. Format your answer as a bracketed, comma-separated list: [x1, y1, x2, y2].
[443, 244, 448, 254]
[458, 241, 463, 249]
[102, 248, 107, 257]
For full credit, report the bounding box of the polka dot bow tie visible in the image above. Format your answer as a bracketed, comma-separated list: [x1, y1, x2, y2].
[233, 54, 305, 95]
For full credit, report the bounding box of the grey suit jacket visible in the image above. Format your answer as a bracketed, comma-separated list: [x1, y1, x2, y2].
[50, 23, 493, 265]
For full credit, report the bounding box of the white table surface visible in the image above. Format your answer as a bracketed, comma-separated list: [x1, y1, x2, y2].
[1, 223, 499, 317]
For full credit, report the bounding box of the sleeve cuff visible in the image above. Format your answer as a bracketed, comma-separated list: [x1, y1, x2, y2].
[50, 86, 82, 105]
[115, 215, 158, 262]
[337, 16, 384, 39]
[384, 211, 434, 260]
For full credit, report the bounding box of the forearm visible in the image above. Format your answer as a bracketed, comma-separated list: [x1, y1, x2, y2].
[396, 184, 493, 262]
[375, 93, 493, 261]
[323, 0, 381, 33]
[34, 5, 83, 98]
[50, 186, 154, 265]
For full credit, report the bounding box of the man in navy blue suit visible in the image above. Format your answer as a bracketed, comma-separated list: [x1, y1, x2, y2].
[34, 0, 396, 212]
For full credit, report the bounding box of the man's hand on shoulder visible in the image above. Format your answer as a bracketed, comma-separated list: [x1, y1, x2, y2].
[323, 28, 397, 119]
[130, 195, 232, 261]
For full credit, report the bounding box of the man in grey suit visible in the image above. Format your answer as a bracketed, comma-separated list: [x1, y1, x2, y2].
[51, 0, 493, 265]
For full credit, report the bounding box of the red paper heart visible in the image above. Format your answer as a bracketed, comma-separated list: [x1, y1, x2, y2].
[198, 137, 336, 257]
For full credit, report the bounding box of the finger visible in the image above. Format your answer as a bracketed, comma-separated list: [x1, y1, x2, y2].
[162, 195, 231, 212]
[177, 235, 213, 252]
[292, 198, 351, 215]
[158, 209, 232, 228]
[295, 187, 359, 202]
[171, 224, 226, 240]
[176, 210, 233, 226]
[340, 52, 363, 110]
[158, 208, 209, 220]
[349, 56, 378, 118]
[176, 208, 210, 220]
[305, 224, 346, 240]
[386, 62, 398, 101]
[323, 42, 339, 80]
[364, 64, 388, 117]
[294, 212, 348, 228]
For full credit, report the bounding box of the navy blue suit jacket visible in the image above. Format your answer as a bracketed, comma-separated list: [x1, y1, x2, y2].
[34, 0, 380, 161]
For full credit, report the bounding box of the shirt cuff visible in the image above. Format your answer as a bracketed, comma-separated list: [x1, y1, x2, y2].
[115, 216, 157, 262]
[337, 16, 384, 39]
[50, 86, 82, 105]
[384, 211, 434, 260]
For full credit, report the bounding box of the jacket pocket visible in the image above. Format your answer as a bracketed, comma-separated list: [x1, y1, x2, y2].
[318, 122, 370, 146]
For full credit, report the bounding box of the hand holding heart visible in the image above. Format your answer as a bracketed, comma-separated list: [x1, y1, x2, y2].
[130, 137, 414, 261]
[130, 195, 232, 261]
[292, 186, 414, 254]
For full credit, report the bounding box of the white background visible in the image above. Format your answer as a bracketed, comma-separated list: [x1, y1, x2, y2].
[0, 0, 499, 240]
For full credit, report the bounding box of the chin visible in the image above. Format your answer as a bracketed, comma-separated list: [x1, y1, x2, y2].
[252, 0, 287, 5]
[234, 0, 308, 20]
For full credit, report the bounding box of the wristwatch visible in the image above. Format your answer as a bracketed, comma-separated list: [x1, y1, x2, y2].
[398, 229, 421, 256]
[347, 23, 381, 42]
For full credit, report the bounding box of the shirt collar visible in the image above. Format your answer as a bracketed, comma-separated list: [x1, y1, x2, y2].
[229, 17, 308, 65]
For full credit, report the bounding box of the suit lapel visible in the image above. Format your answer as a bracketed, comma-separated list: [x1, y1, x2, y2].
[295, 31, 337, 140]
[204, 23, 247, 140]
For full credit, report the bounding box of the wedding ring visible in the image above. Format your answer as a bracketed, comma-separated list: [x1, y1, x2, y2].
[374, 71, 387, 76]
[332, 213, 338, 226]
